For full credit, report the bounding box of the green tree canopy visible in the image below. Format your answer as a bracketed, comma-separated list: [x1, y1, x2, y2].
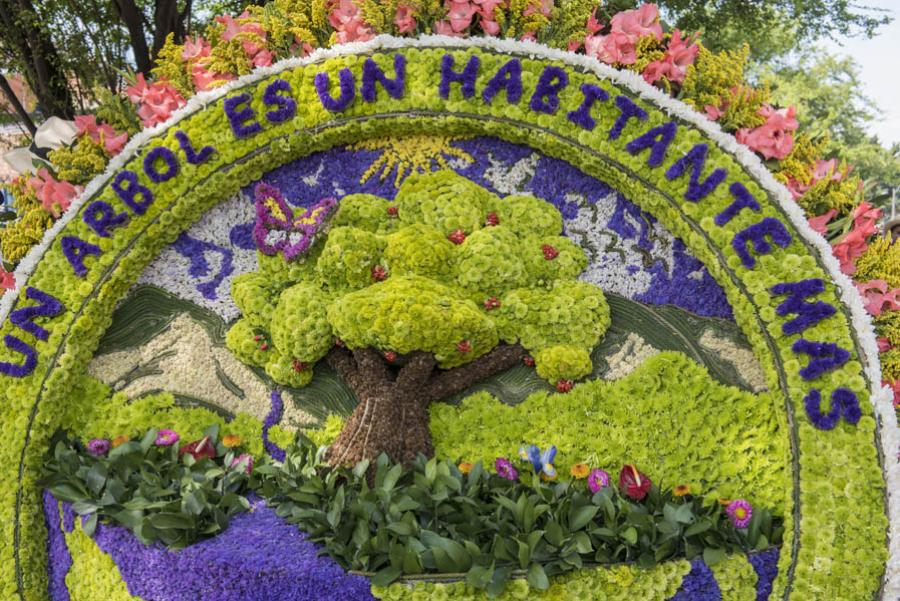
[227, 171, 610, 466]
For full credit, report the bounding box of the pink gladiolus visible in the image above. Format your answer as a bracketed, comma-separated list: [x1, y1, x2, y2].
[328, 0, 375, 42]
[878, 337, 893, 353]
[28, 168, 81, 218]
[807, 208, 837, 236]
[585, 31, 637, 65]
[642, 29, 698, 84]
[609, 3, 663, 41]
[125, 73, 186, 128]
[523, 0, 552, 18]
[0, 267, 14, 291]
[586, 10, 604, 34]
[833, 228, 870, 275]
[181, 36, 211, 61]
[887, 380, 900, 408]
[74, 115, 128, 155]
[191, 64, 236, 92]
[786, 159, 845, 199]
[855, 280, 900, 316]
[704, 104, 724, 121]
[394, 4, 417, 33]
[442, 0, 477, 33]
[434, 20, 462, 36]
[852, 200, 881, 233]
[735, 104, 798, 160]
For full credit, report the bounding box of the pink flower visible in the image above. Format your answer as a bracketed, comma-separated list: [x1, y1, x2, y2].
[217, 11, 275, 63]
[328, 0, 375, 43]
[125, 73, 186, 128]
[878, 337, 893, 353]
[28, 168, 81, 218]
[191, 64, 236, 92]
[852, 200, 881, 233]
[585, 31, 637, 65]
[807, 208, 837, 236]
[230, 453, 254, 474]
[642, 30, 698, 85]
[0, 267, 14, 291]
[587, 468, 610, 493]
[726, 499, 753, 529]
[735, 104, 798, 160]
[74, 115, 128, 155]
[855, 280, 900, 316]
[443, 0, 477, 33]
[786, 159, 845, 200]
[523, 0, 552, 18]
[887, 379, 900, 408]
[704, 104, 723, 121]
[394, 4, 417, 33]
[155, 429, 180, 446]
[609, 3, 662, 41]
[181, 36, 211, 61]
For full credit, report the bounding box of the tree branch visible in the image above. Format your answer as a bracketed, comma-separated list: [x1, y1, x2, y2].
[325, 346, 356, 383]
[350, 347, 393, 388]
[421, 343, 527, 404]
[395, 352, 436, 397]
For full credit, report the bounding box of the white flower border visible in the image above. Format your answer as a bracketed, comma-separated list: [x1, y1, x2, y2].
[2, 34, 896, 596]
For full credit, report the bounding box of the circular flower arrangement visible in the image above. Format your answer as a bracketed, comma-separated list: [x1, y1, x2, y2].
[0, 2, 897, 601]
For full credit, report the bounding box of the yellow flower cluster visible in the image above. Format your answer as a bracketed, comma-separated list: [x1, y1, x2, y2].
[855, 237, 900, 288]
[47, 135, 110, 185]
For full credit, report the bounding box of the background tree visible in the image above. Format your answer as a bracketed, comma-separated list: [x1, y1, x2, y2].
[227, 171, 611, 467]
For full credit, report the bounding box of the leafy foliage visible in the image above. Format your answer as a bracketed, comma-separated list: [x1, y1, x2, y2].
[253, 441, 782, 595]
[41, 425, 253, 548]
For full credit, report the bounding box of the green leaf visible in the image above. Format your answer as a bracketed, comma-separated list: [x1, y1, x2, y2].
[382, 464, 403, 493]
[148, 512, 194, 529]
[527, 563, 550, 590]
[83, 513, 98, 537]
[545, 520, 564, 547]
[685, 519, 711, 537]
[703, 547, 727, 566]
[621, 526, 638, 545]
[371, 565, 402, 587]
[568, 505, 600, 531]
[352, 459, 370, 479]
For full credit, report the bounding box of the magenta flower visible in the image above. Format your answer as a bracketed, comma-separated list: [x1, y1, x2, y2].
[86, 438, 110, 456]
[155, 429, 180, 446]
[587, 468, 610, 493]
[494, 457, 518, 481]
[230, 453, 254, 474]
[726, 499, 753, 529]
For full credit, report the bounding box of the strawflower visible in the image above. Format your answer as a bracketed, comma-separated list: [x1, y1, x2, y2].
[458, 461, 474, 474]
[495, 457, 519, 481]
[570, 463, 590, 479]
[222, 434, 242, 448]
[587, 468, 609, 493]
[86, 438, 110, 456]
[155, 429, 180, 446]
[726, 499, 753, 528]
[111, 435, 129, 448]
[673, 484, 691, 497]
[618, 464, 651, 500]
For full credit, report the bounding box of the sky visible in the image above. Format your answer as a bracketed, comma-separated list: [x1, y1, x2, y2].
[823, 0, 900, 146]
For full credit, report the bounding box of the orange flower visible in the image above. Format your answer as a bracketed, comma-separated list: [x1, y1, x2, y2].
[718, 497, 731, 506]
[570, 463, 590, 479]
[673, 484, 691, 497]
[222, 434, 242, 448]
[458, 462, 473, 474]
[111, 435, 129, 448]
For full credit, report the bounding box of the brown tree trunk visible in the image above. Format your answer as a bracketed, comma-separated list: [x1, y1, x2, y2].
[111, 0, 153, 74]
[323, 344, 527, 469]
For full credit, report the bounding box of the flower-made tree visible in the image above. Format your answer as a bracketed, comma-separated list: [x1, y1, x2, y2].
[227, 171, 611, 467]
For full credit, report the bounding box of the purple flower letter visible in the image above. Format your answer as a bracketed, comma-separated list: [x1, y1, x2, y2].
[175, 130, 215, 165]
[263, 79, 297, 124]
[804, 387, 861, 430]
[716, 182, 761, 226]
[625, 121, 677, 167]
[792, 339, 851, 381]
[143, 146, 179, 183]
[83, 200, 129, 238]
[0, 335, 38, 377]
[9, 286, 63, 341]
[361, 54, 406, 102]
[609, 95, 648, 140]
[769, 279, 837, 335]
[482, 58, 522, 105]
[731, 217, 792, 268]
[567, 83, 609, 130]
[665, 144, 728, 203]
[530, 65, 569, 114]
[440, 54, 480, 99]
[314, 69, 356, 112]
[61, 235, 102, 277]
[224, 93, 263, 138]
[112, 170, 154, 216]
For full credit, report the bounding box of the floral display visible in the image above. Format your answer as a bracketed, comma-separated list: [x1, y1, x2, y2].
[0, 3, 895, 599]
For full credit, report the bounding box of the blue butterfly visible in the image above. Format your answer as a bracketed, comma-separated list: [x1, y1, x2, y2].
[519, 444, 557, 480]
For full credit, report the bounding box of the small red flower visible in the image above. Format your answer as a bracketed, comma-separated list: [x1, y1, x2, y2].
[523, 356, 535, 367]
[372, 265, 387, 281]
[253, 335, 262, 341]
[483, 296, 501, 310]
[457, 340, 472, 353]
[448, 229, 466, 245]
[179, 435, 216, 461]
[387, 205, 398, 217]
[556, 379, 573, 393]
[384, 351, 398, 362]
[618, 464, 652, 501]
[485, 212, 500, 226]
[292, 359, 308, 373]
[334, 338, 345, 348]
[259, 342, 269, 351]
[542, 244, 559, 260]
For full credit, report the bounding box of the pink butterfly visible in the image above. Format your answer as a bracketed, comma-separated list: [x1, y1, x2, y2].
[253, 183, 337, 261]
